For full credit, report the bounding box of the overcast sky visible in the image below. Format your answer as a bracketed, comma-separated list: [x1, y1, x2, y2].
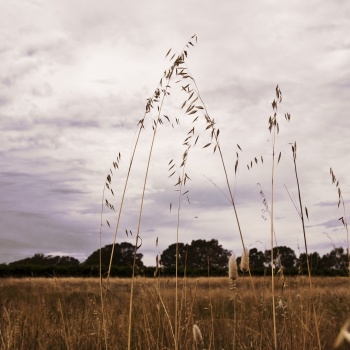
[1, 0, 350, 266]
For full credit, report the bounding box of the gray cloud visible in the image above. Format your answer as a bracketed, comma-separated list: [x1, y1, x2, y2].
[1, 0, 350, 266]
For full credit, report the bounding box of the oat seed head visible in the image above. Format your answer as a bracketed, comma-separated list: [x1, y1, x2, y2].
[193, 324, 203, 344]
[240, 248, 249, 273]
[229, 254, 238, 280]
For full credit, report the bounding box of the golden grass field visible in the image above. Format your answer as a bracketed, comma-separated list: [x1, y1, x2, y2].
[1, 276, 350, 349]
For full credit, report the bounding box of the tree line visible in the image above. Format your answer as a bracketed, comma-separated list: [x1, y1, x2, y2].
[0, 239, 349, 277]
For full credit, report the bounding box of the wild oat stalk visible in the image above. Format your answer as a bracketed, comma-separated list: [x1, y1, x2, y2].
[98, 37, 190, 350]
[99, 150, 122, 348]
[128, 85, 171, 350]
[174, 147, 190, 350]
[128, 39, 196, 350]
[128, 118, 160, 350]
[267, 85, 283, 350]
[163, 35, 199, 350]
[104, 37, 189, 298]
[330, 168, 350, 276]
[100, 93, 147, 349]
[292, 142, 321, 350]
[99, 184, 108, 349]
[174, 48, 259, 307]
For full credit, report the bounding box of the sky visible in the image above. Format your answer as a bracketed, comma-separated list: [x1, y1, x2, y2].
[1, 0, 350, 266]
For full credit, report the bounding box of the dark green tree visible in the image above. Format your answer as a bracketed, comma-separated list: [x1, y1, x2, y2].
[249, 248, 266, 273]
[298, 251, 321, 274]
[160, 239, 230, 269]
[319, 247, 347, 273]
[9, 253, 80, 267]
[159, 243, 186, 268]
[264, 246, 297, 272]
[84, 242, 143, 268]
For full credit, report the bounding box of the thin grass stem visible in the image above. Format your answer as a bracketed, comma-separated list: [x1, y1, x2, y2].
[292, 142, 321, 350]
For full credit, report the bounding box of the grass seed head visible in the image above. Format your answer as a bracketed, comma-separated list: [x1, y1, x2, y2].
[193, 324, 203, 344]
[240, 248, 249, 273]
[229, 254, 238, 280]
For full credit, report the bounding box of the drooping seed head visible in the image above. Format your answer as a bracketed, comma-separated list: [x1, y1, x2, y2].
[229, 254, 238, 280]
[240, 248, 249, 273]
[193, 324, 203, 344]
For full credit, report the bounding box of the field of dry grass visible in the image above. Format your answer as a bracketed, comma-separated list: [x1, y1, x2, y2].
[1, 276, 349, 349]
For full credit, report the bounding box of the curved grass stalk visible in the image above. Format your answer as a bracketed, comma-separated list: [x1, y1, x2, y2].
[330, 168, 350, 276]
[270, 124, 277, 350]
[292, 142, 321, 350]
[128, 65, 177, 349]
[101, 46, 184, 347]
[101, 118, 145, 348]
[268, 86, 284, 350]
[128, 118, 159, 350]
[104, 118, 145, 290]
[176, 61, 259, 306]
[175, 164, 185, 350]
[173, 145, 191, 350]
[99, 185, 108, 349]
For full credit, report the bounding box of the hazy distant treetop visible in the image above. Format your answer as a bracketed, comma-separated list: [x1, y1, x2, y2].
[9, 254, 80, 267]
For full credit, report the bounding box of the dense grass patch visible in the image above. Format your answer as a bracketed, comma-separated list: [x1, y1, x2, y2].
[1, 277, 349, 349]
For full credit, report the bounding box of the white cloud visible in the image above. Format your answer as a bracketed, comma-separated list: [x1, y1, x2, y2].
[1, 0, 350, 266]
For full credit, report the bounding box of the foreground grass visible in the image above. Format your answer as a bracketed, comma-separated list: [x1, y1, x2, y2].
[0, 276, 349, 349]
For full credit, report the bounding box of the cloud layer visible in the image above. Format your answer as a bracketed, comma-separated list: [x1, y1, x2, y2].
[1, 0, 350, 266]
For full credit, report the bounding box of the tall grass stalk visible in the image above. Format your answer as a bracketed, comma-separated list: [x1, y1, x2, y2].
[127, 44, 194, 348]
[101, 109, 146, 348]
[292, 142, 321, 349]
[176, 57, 259, 307]
[99, 185, 108, 349]
[330, 168, 350, 276]
[105, 121, 144, 287]
[174, 152, 189, 350]
[128, 76, 174, 349]
[268, 85, 282, 350]
[103, 39, 184, 296]
[128, 119, 159, 350]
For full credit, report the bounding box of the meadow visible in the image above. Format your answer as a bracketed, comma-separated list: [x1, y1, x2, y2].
[1, 276, 350, 349]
